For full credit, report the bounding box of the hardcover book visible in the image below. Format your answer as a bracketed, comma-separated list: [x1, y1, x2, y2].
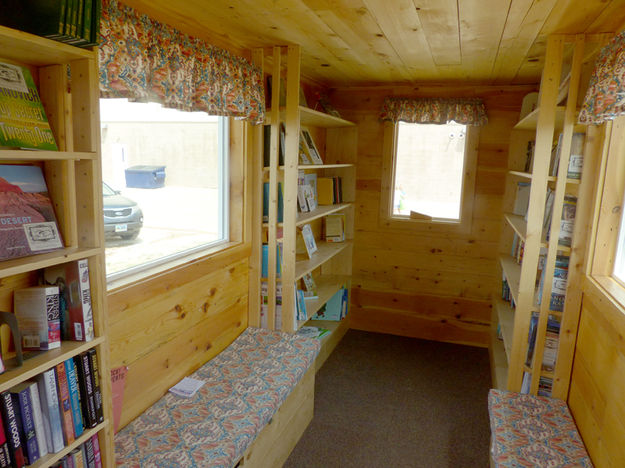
[10, 383, 40, 465]
[0, 164, 64, 260]
[300, 224, 317, 258]
[36, 369, 65, 453]
[0, 391, 25, 468]
[300, 128, 323, 164]
[0, 61, 57, 150]
[13, 285, 61, 351]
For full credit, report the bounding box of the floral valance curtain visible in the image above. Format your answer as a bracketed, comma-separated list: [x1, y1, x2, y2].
[98, 0, 265, 124]
[380, 97, 488, 126]
[579, 31, 625, 125]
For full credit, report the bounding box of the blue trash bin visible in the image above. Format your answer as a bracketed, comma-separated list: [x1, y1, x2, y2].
[124, 165, 166, 189]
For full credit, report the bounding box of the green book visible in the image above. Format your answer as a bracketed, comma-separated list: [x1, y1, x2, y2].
[64, 0, 74, 36]
[67, 0, 86, 45]
[69, 0, 78, 37]
[0, 1, 67, 39]
[91, 0, 101, 45]
[0, 62, 58, 151]
[82, 0, 92, 41]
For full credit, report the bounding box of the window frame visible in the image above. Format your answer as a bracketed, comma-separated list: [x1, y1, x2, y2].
[380, 120, 479, 233]
[106, 117, 247, 291]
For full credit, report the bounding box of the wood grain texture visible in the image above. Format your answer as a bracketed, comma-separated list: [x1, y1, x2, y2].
[331, 85, 526, 345]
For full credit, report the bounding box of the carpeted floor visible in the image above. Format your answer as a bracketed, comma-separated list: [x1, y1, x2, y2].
[284, 330, 492, 468]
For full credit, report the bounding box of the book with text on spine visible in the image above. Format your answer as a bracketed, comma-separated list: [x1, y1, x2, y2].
[54, 362, 75, 445]
[0, 61, 57, 150]
[0, 409, 11, 467]
[36, 369, 65, 453]
[25, 381, 48, 460]
[13, 285, 61, 351]
[9, 383, 39, 465]
[0, 391, 25, 468]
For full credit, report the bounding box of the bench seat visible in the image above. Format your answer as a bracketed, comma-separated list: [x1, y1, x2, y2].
[488, 389, 592, 468]
[115, 327, 321, 468]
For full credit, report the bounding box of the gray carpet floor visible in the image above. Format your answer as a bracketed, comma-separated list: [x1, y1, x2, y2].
[284, 330, 492, 468]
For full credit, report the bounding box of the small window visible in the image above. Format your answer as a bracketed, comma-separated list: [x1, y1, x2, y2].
[613, 194, 625, 284]
[100, 99, 229, 280]
[392, 122, 467, 220]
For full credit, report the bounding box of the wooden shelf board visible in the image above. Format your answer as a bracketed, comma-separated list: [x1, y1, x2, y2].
[265, 106, 355, 128]
[295, 241, 352, 280]
[0, 247, 103, 279]
[308, 318, 349, 371]
[296, 203, 352, 226]
[514, 106, 566, 131]
[504, 213, 527, 241]
[297, 274, 350, 323]
[31, 421, 108, 468]
[0, 337, 106, 393]
[0, 25, 93, 65]
[499, 255, 522, 305]
[297, 163, 354, 169]
[509, 170, 532, 179]
[494, 298, 514, 362]
[0, 150, 97, 161]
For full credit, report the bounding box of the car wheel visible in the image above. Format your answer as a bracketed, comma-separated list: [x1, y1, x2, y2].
[120, 231, 140, 240]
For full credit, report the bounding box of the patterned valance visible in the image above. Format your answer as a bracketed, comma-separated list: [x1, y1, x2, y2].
[579, 31, 625, 124]
[99, 0, 265, 124]
[380, 97, 488, 126]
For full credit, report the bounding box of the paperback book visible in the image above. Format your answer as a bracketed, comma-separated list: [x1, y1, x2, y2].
[0, 164, 64, 260]
[13, 285, 61, 351]
[300, 224, 317, 258]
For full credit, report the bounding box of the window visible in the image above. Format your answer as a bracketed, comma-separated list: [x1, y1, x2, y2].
[381, 121, 477, 230]
[100, 99, 229, 280]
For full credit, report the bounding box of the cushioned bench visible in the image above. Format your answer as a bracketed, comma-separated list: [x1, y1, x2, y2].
[115, 327, 321, 468]
[488, 389, 592, 467]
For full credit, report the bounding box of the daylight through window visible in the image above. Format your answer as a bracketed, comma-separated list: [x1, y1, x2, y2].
[392, 122, 467, 220]
[100, 99, 228, 279]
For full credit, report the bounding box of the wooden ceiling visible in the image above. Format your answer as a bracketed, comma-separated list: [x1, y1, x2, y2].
[123, 0, 625, 87]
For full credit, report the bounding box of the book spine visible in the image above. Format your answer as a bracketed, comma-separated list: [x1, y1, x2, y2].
[78, 259, 95, 342]
[74, 354, 96, 428]
[55, 363, 75, 445]
[70, 447, 84, 468]
[46, 287, 62, 349]
[13, 389, 39, 464]
[26, 382, 49, 459]
[64, 359, 84, 437]
[91, 435, 101, 468]
[82, 0, 92, 41]
[0, 411, 11, 468]
[84, 437, 95, 468]
[0, 392, 25, 468]
[37, 370, 65, 453]
[87, 350, 103, 424]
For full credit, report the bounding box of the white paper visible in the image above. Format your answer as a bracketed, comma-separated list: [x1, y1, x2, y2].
[169, 377, 205, 398]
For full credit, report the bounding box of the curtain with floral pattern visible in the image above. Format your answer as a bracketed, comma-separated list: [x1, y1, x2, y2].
[379, 97, 488, 126]
[99, 0, 265, 124]
[579, 31, 625, 124]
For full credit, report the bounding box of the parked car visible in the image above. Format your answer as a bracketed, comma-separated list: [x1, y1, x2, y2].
[103, 182, 143, 240]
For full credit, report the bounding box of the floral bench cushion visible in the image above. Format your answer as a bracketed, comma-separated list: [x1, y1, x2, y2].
[488, 389, 592, 468]
[115, 327, 321, 468]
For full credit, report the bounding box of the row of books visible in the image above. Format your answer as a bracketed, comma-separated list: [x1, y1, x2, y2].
[0, 351, 103, 467]
[1, 0, 102, 48]
[525, 313, 561, 372]
[521, 372, 553, 397]
[11, 259, 94, 357]
[521, 133, 584, 180]
[297, 172, 344, 213]
[262, 125, 325, 167]
[51, 435, 101, 468]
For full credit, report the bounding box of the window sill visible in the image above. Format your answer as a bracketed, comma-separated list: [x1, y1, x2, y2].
[583, 274, 625, 315]
[379, 214, 471, 234]
[107, 241, 250, 293]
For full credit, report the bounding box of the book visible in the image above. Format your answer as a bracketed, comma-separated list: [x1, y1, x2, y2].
[262, 124, 285, 167]
[91, 434, 102, 468]
[13, 286, 61, 351]
[559, 196, 577, 247]
[54, 362, 75, 445]
[300, 128, 323, 164]
[83, 437, 95, 468]
[537, 255, 569, 312]
[304, 173, 317, 202]
[262, 182, 284, 223]
[70, 447, 84, 468]
[512, 181, 530, 218]
[567, 133, 585, 179]
[298, 139, 312, 165]
[168, 377, 205, 398]
[317, 177, 335, 205]
[36, 369, 65, 453]
[82, 0, 92, 42]
[0, 391, 25, 468]
[0, 1, 68, 39]
[297, 326, 330, 339]
[0, 411, 10, 468]
[10, 383, 39, 465]
[0, 61, 58, 150]
[73, 354, 96, 429]
[311, 287, 347, 321]
[301, 273, 318, 299]
[302, 184, 316, 212]
[64, 359, 84, 438]
[300, 224, 317, 258]
[0, 164, 64, 260]
[325, 214, 345, 243]
[261, 243, 282, 278]
[295, 289, 307, 321]
[523, 140, 535, 172]
[86, 349, 103, 425]
[25, 381, 48, 460]
[43, 259, 94, 342]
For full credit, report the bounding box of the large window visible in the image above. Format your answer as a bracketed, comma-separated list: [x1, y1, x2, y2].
[381, 121, 477, 229]
[100, 99, 228, 280]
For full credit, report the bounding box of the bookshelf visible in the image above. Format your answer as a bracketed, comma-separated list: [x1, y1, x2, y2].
[0, 26, 113, 467]
[249, 45, 356, 347]
[491, 34, 607, 398]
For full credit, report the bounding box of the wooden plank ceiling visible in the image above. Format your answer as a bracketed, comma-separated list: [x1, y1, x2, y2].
[124, 0, 625, 86]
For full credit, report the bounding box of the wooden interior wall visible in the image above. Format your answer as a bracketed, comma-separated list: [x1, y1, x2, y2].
[569, 280, 625, 467]
[330, 85, 535, 347]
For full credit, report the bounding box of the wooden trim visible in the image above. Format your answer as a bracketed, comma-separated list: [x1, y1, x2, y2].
[379, 121, 478, 234]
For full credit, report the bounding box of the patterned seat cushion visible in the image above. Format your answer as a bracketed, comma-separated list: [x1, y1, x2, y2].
[115, 327, 321, 468]
[488, 389, 592, 468]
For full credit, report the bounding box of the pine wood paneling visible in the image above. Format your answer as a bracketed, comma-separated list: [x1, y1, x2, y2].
[332, 85, 531, 347]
